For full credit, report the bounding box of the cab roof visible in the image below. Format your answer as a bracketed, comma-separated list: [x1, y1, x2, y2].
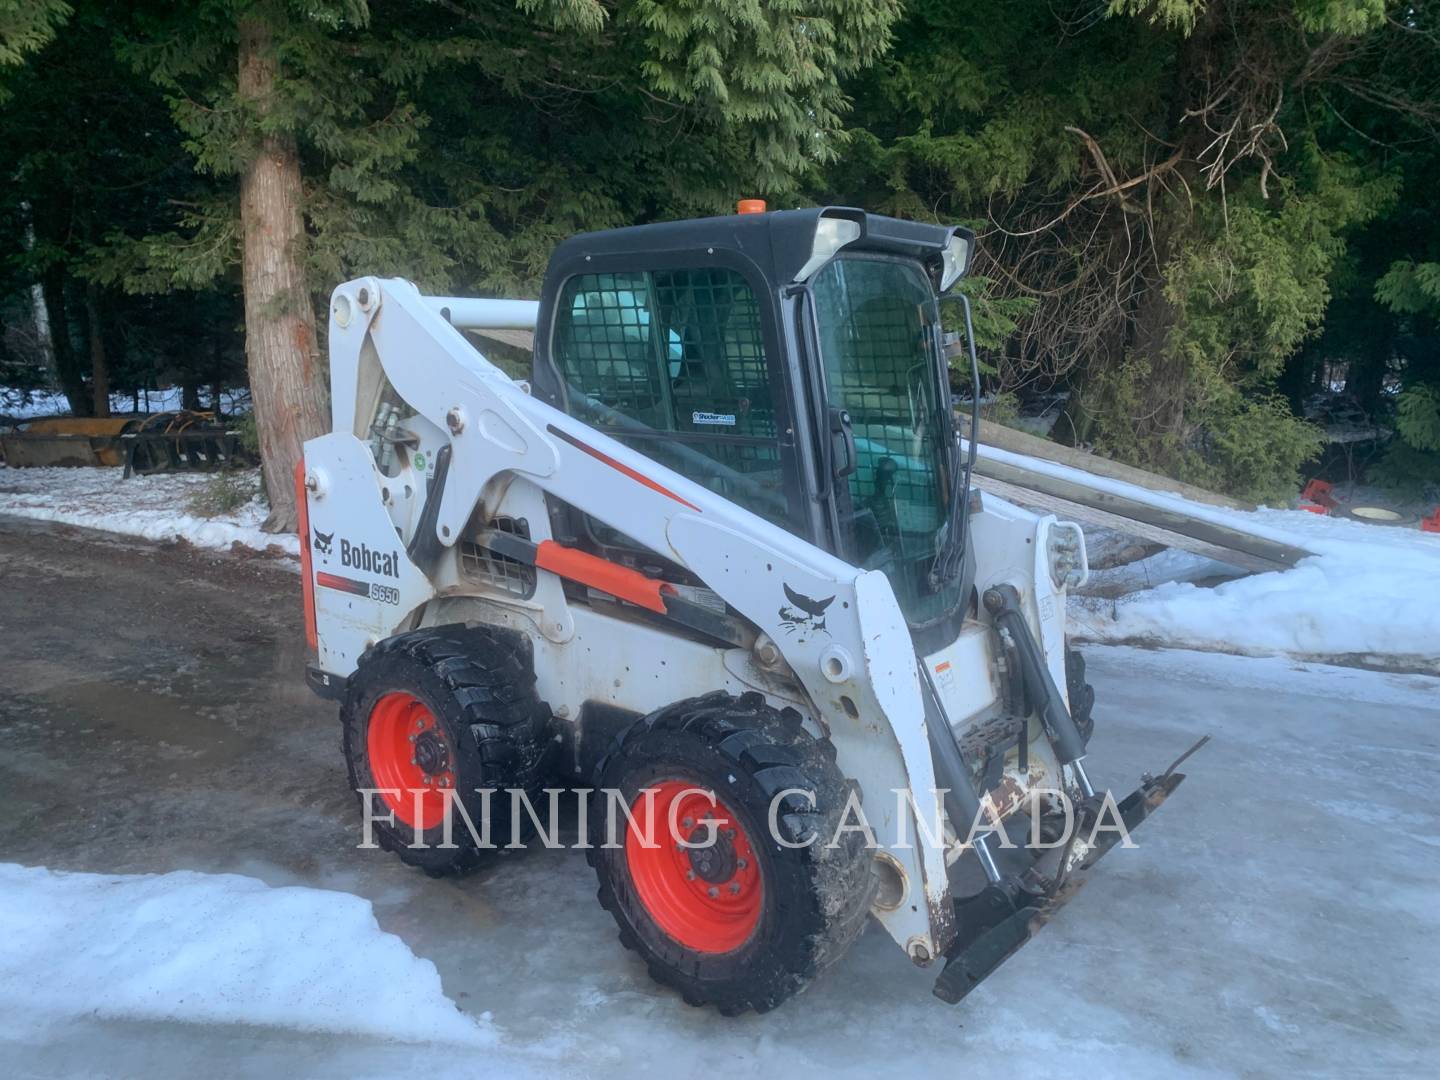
[544, 207, 970, 292]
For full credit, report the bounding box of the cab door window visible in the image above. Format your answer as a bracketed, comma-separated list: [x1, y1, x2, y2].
[552, 268, 787, 526]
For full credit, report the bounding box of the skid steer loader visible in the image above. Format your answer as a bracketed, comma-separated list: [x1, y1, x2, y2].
[298, 204, 1196, 1014]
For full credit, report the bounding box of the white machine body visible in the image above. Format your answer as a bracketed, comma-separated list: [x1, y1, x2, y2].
[303, 276, 1089, 963]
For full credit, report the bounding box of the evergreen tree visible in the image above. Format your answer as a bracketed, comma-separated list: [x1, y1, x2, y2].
[0, 1, 245, 418]
[6, 0, 1435, 510]
[0, 1, 71, 94]
[107, 0, 902, 530]
[824, 0, 1430, 503]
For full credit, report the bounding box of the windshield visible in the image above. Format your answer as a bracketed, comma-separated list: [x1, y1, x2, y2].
[812, 256, 962, 626]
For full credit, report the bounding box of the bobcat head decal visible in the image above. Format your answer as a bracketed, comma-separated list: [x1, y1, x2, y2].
[778, 583, 834, 639]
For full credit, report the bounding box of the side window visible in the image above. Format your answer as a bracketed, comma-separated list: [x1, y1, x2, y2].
[553, 268, 787, 526]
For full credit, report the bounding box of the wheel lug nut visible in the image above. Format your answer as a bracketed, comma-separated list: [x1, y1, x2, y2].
[725, 828, 736, 839]
[736, 857, 747, 870]
[686, 870, 696, 881]
[729, 883, 741, 895]
[681, 817, 694, 829]
[707, 886, 719, 898]
[408, 734, 417, 742]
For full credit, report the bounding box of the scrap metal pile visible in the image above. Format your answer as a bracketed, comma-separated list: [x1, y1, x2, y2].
[0, 412, 254, 476]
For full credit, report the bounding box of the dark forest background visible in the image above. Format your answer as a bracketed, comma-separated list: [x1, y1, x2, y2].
[3, 1, 1437, 523]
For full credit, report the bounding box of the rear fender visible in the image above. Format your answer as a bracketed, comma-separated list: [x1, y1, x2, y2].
[301, 432, 436, 675]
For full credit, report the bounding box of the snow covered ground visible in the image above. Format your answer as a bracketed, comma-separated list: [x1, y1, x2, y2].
[0, 465, 297, 558]
[960, 441, 1440, 670]
[1069, 503, 1440, 672]
[0, 865, 494, 1047]
[1078, 545, 1242, 596]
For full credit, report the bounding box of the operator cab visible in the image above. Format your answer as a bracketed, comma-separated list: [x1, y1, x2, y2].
[530, 205, 980, 647]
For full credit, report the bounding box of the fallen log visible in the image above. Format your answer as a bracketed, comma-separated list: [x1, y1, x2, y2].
[963, 440, 1312, 573]
[973, 418, 1253, 511]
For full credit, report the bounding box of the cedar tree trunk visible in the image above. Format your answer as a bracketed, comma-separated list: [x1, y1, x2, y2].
[237, 14, 329, 533]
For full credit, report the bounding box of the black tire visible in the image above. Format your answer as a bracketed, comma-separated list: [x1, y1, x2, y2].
[341, 624, 555, 876]
[587, 691, 876, 1015]
[1066, 645, 1095, 745]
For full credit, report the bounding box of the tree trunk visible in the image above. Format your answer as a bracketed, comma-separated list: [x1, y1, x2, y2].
[211, 340, 226, 413]
[237, 14, 329, 533]
[1081, 5, 1223, 469]
[84, 282, 111, 418]
[1124, 258, 1189, 453]
[42, 269, 91, 417]
[20, 205, 58, 382]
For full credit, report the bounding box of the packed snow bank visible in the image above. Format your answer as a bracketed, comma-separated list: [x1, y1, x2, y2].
[0, 864, 492, 1045]
[966, 440, 1440, 667]
[1068, 501, 1440, 670]
[0, 465, 297, 557]
[964, 438, 1440, 667]
[1077, 545, 1242, 597]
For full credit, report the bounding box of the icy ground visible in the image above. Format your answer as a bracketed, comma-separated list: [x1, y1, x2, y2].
[3, 646, 1436, 1077]
[0, 465, 297, 557]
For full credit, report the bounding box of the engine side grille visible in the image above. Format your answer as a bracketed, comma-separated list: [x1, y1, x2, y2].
[459, 516, 536, 598]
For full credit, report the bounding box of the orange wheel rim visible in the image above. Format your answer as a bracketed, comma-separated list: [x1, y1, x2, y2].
[624, 780, 763, 953]
[366, 692, 455, 831]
